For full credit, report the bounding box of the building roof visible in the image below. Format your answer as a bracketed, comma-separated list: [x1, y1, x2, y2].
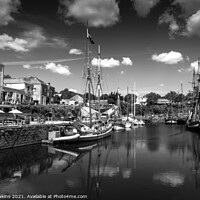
[4, 78, 27, 84]
[2, 86, 25, 95]
[157, 98, 170, 104]
[70, 94, 83, 101]
[23, 76, 45, 84]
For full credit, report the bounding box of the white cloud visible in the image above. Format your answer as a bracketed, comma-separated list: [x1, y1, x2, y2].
[177, 68, 189, 73]
[59, 0, 120, 27]
[23, 62, 72, 76]
[121, 57, 133, 66]
[132, 0, 160, 17]
[69, 48, 83, 55]
[23, 64, 31, 69]
[159, 84, 164, 87]
[120, 71, 124, 75]
[151, 51, 183, 64]
[158, 1, 200, 38]
[0, 34, 28, 52]
[0, 0, 20, 26]
[0, 26, 68, 52]
[91, 57, 120, 68]
[190, 60, 199, 72]
[185, 10, 200, 37]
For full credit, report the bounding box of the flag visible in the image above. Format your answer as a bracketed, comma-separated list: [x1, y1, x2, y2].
[87, 29, 95, 44]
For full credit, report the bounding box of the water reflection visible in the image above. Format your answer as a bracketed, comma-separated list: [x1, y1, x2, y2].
[153, 171, 185, 187]
[0, 125, 200, 199]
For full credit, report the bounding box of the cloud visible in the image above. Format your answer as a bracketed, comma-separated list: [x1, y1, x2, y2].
[45, 63, 71, 75]
[23, 64, 31, 69]
[158, 0, 200, 38]
[23, 27, 46, 49]
[23, 27, 68, 49]
[91, 57, 120, 68]
[185, 10, 200, 37]
[159, 13, 180, 39]
[0, 0, 20, 26]
[23, 62, 72, 76]
[58, 0, 120, 27]
[159, 84, 164, 87]
[69, 48, 83, 55]
[121, 57, 133, 66]
[132, 0, 160, 17]
[0, 26, 68, 52]
[0, 34, 28, 52]
[151, 51, 183, 64]
[190, 60, 199, 72]
[50, 37, 68, 48]
[120, 71, 124, 75]
[173, 0, 200, 17]
[177, 67, 191, 73]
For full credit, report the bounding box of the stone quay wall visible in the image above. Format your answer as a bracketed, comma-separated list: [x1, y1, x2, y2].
[0, 124, 49, 150]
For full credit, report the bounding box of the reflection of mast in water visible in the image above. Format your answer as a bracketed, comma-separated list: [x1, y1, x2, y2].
[78, 141, 111, 200]
[122, 132, 132, 179]
[131, 131, 137, 171]
[191, 134, 200, 188]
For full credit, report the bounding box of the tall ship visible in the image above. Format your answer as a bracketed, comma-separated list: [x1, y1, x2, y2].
[76, 26, 113, 141]
[186, 58, 200, 131]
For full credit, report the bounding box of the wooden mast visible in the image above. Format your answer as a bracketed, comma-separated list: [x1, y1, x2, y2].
[96, 45, 103, 119]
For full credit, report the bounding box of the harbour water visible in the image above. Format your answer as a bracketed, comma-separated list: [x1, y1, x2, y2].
[0, 124, 200, 200]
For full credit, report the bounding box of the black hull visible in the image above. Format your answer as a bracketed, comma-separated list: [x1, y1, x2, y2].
[186, 121, 200, 132]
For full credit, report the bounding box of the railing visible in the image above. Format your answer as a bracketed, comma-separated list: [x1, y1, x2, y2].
[0, 119, 25, 127]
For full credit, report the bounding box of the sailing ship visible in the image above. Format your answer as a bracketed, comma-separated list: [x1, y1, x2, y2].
[128, 84, 145, 126]
[186, 59, 200, 131]
[165, 92, 177, 124]
[122, 87, 132, 129]
[177, 82, 187, 125]
[113, 89, 126, 131]
[76, 27, 113, 141]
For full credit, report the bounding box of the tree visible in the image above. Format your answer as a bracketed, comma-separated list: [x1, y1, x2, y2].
[164, 91, 179, 102]
[145, 92, 161, 105]
[61, 88, 76, 99]
[4, 74, 11, 79]
[107, 92, 119, 104]
[124, 93, 137, 104]
[100, 94, 108, 100]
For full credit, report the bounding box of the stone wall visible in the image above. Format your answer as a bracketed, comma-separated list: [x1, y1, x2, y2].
[0, 125, 49, 149]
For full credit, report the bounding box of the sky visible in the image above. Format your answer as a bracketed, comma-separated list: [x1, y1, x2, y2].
[1, 0, 200, 96]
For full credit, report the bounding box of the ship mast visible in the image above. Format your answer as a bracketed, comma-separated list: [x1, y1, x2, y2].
[84, 26, 95, 127]
[95, 45, 103, 119]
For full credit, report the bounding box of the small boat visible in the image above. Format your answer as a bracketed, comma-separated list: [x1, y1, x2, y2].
[48, 126, 80, 143]
[165, 117, 177, 124]
[77, 122, 113, 141]
[113, 120, 126, 131]
[132, 118, 145, 126]
[125, 120, 132, 128]
[177, 117, 187, 125]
